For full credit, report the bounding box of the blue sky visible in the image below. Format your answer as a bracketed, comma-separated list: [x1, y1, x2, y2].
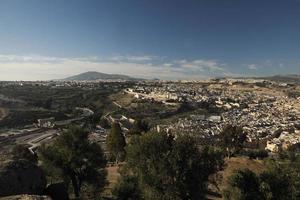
[0, 0, 300, 80]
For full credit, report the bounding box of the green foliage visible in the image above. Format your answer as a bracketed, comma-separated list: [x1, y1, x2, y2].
[106, 123, 126, 162]
[277, 146, 299, 161]
[11, 144, 38, 164]
[125, 132, 224, 200]
[39, 126, 107, 198]
[289, 161, 300, 198]
[275, 158, 300, 199]
[224, 169, 263, 200]
[0, 109, 68, 128]
[240, 149, 269, 160]
[224, 160, 300, 200]
[0, 83, 127, 128]
[128, 119, 150, 135]
[84, 110, 103, 130]
[260, 167, 294, 200]
[99, 117, 111, 129]
[113, 175, 143, 200]
[220, 125, 247, 158]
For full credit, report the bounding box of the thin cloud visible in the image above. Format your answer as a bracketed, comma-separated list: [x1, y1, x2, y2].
[0, 54, 231, 81]
[181, 60, 224, 72]
[108, 55, 158, 62]
[248, 64, 258, 70]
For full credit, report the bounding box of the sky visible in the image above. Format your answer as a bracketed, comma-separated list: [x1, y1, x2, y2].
[0, 0, 300, 80]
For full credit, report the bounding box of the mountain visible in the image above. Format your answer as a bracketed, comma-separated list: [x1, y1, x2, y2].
[63, 71, 139, 81]
[222, 74, 300, 83]
[258, 74, 300, 83]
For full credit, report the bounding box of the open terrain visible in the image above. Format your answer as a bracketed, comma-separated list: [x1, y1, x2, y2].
[0, 77, 299, 199]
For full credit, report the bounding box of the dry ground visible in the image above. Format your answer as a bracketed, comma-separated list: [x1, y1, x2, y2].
[102, 165, 121, 197]
[109, 92, 135, 108]
[208, 157, 266, 200]
[208, 83, 287, 97]
[219, 157, 266, 188]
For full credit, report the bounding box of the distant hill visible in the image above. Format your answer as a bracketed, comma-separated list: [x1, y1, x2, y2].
[258, 74, 300, 83]
[63, 71, 139, 81]
[222, 74, 300, 83]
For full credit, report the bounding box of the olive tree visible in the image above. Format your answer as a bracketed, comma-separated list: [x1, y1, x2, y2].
[124, 132, 224, 199]
[39, 126, 107, 198]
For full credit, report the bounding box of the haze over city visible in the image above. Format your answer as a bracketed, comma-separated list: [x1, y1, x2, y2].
[1, 0, 300, 80]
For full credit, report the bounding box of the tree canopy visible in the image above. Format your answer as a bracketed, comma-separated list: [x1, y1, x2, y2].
[220, 125, 247, 158]
[224, 161, 299, 200]
[113, 174, 142, 200]
[224, 169, 263, 200]
[39, 126, 107, 198]
[128, 119, 150, 135]
[11, 144, 37, 164]
[124, 132, 224, 200]
[106, 122, 126, 162]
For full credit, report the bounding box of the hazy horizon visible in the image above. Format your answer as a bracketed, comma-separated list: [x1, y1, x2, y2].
[1, 0, 300, 81]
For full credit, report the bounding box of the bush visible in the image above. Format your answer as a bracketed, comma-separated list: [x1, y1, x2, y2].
[224, 162, 299, 200]
[240, 149, 269, 159]
[113, 175, 142, 200]
[223, 169, 263, 200]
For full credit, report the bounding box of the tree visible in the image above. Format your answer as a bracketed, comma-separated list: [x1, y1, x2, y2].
[11, 144, 38, 164]
[260, 160, 299, 200]
[220, 125, 247, 158]
[84, 110, 102, 130]
[128, 119, 150, 135]
[44, 97, 53, 109]
[113, 175, 143, 200]
[39, 126, 107, 198]
[260, 168, 294, 200]
[223, 169, 263, 200]
[286, 158, 300, 199]
[106, 122, 126, 162]
[125, 132, 224, 199]
[99, 117, 111, 129]
[224, 163, 298, 200]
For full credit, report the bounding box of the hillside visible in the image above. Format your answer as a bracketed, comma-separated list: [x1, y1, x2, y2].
[63, 71, 138, 81]
[260, 74, 300, 83]
[224, 74, 300, 83]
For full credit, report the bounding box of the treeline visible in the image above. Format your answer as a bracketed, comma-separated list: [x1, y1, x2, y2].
[8, 123, 300, 200]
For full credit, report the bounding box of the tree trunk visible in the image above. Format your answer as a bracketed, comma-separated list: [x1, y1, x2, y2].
[78, 176, 83, 195]
[70, 174, 80, 198]
[226, 147, 231, 158]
